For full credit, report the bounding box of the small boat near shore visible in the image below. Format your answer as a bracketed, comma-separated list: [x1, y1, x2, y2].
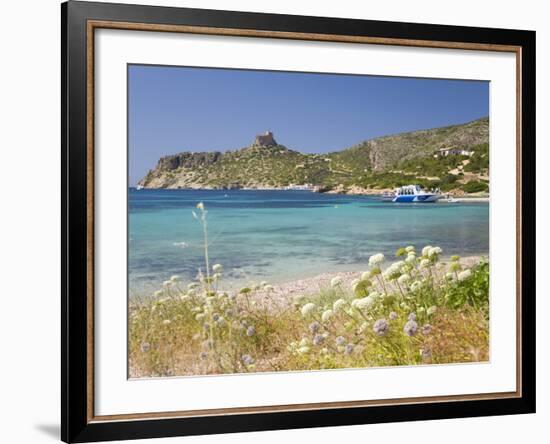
[391, 185, 440, 203]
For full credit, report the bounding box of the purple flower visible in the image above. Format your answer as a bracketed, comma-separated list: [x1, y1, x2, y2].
[335, 336, 346, 346]
[309, 321, 321, 334]
[313, 334, 325, 346]
[344, 344, 355, 355]
[421, 324, 433, 335]
[241, 354, 255, 366]
[403, 320, 418, 337]
[246, 326, 256, 337]
[140, 342, 151, 353]
[212, 313, 220, 322]
[373, 318, 389, 336]
[389, 312, 398, 321]
[420, 348, 432, 360]
[199, 351, 208, 360]
[408, 312, 417, 322]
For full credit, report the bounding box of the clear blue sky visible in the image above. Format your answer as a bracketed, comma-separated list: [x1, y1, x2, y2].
[128, 64, 489, 185]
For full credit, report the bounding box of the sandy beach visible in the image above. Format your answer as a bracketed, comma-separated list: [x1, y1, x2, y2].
[453, 197, 490, 202]
[251, 255, 485, 310]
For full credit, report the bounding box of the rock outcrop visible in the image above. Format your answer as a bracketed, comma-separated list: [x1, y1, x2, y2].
[138, 118, 489, 192]
[253, 131, 277, 147]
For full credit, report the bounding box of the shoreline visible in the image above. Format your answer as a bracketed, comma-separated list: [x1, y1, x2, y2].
[129, 254, 488, 304]
[231, 255, 487, 309]
[131, 186, 489, 201]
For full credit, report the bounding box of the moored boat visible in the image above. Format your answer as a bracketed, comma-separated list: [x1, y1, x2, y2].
[392, 185, 440, 203]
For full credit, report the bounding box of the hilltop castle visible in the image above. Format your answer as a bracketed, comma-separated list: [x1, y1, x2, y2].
[253, 131, 277, 147]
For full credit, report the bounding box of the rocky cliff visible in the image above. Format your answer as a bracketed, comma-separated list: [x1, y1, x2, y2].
[138, 118, 489, 192]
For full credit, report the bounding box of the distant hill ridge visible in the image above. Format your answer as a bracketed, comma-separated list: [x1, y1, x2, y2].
[139, 117, 489, 193]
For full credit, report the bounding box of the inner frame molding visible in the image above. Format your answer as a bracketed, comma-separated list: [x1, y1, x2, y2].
[85, 19, 522, 424]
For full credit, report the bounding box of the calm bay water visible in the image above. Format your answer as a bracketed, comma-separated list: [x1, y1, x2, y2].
[129, 189, 489, 297]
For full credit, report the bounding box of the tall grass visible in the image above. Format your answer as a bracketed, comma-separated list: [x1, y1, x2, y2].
[129, 203, 489, 377]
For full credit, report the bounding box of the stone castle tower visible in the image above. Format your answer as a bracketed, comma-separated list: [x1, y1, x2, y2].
[253, 131, 277, 147]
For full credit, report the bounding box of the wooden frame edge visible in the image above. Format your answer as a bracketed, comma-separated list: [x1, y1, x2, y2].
[84, 18, 524, 424]
[89, 19, 522, 53]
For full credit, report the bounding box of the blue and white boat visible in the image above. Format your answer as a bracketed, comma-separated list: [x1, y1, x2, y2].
[392, 185, 440, 203]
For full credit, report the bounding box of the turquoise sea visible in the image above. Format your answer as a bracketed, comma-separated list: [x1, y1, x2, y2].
[128, 189, 489, 297]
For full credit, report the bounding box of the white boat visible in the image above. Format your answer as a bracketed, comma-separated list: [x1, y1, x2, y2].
[392, 185, 440, 203]
[136, 184, 143, 190]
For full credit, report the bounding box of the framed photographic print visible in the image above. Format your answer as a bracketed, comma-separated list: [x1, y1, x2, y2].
[61, 1, 536, 442]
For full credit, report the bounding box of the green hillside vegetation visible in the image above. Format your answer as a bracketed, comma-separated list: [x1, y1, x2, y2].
[139, 117, 489, 194]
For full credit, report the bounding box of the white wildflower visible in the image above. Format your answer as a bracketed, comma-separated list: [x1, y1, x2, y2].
[405, 254, 416, 265]
[196, 202, 205, 210]
[427, 306, 437, 316]
[369, 253, 385, 266]
[162, 319, 171, 325]
[330, 276, 343, 288]
[420, 258, 431, 268]
[410, 281, 422, 292]
[394, 260, 405, 270]
[428, 246, 442, 257]
[321, 309, 334, 323]
[422, 245, 433, 257]
[153, 290, 163, 298]
[162, 280, 172, 288]
[405, 245, 415, 253]
[333, 299, 346, 312]
[212, 263, 223, 272]
[398, 274, 411, 285]
[170, 275, 180, 283]
[384, 261, 404, 280]
[301, 303, 316, 317]
[361, 271, 371, 281]
[354, 296, 374, 311]
[458, 269, 472, 281]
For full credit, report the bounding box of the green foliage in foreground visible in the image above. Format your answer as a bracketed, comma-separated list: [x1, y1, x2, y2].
[128, 204, 489, 377]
